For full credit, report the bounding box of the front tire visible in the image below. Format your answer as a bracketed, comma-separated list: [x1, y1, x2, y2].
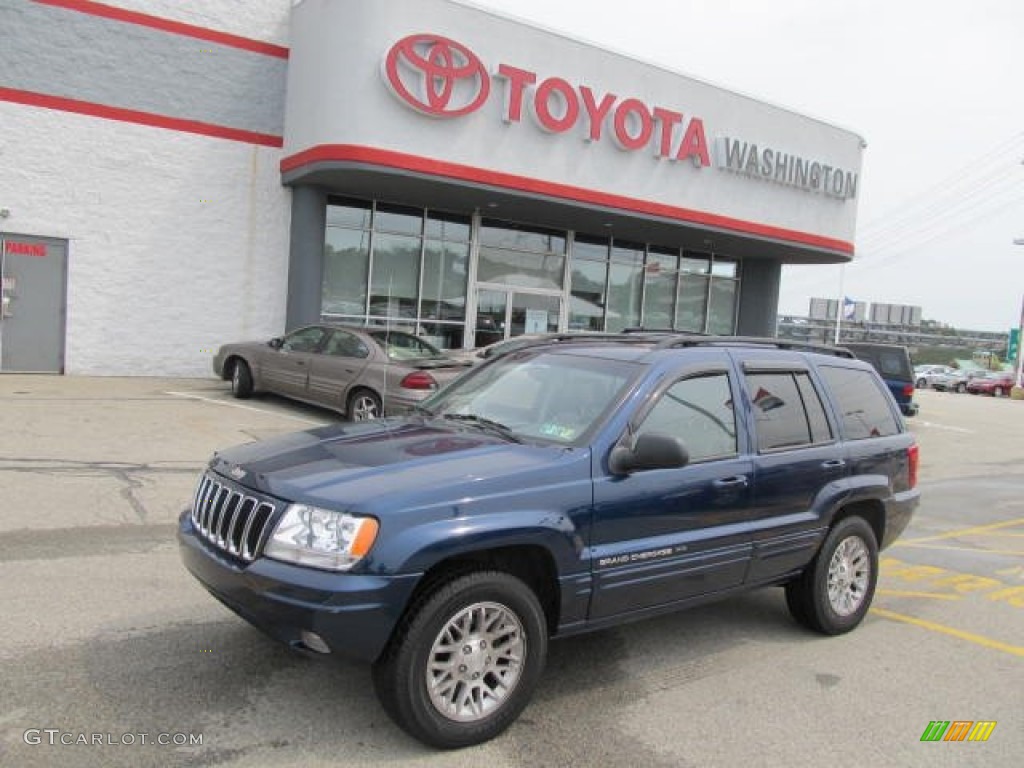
[372, 571, 548, 749]
[956, 382, 967, 393]
[916, 378, 927, 389]
[785, 516, 878, 635]
[230, 360, 253, 399]
[994, 386, 1004, 397]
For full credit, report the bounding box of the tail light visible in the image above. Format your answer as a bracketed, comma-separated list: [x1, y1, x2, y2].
[400, 371, 437, 390]
[907, 443, 919, 489]
[902, 384, 915, 398]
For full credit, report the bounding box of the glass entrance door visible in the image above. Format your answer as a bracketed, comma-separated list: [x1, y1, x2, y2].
[474, 288, 561, 347]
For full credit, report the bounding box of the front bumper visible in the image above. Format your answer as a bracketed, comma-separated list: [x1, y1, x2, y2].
[178, 511, 420, 662]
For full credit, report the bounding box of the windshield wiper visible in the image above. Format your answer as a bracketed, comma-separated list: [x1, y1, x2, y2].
[441, 413, 522, 443]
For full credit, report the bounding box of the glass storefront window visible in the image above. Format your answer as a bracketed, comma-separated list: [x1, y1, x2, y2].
[421, 240, 468, 322]
[611, 240, 644, 264]
[606, 261, 642, 332]
[478, 247, 565, 289]
[373, 203, 423, 236]
[326, 198, 371, 228]
[643, 247, 678, 329]
[708, 276, 738, 335]
[569, 259, 608, 331]
[480, 219, 566, 254]
[425, 211, 470, 241]
[369, 233, 421, 324]
[323, 227, 370, 315]
[676, 273, 709, 332]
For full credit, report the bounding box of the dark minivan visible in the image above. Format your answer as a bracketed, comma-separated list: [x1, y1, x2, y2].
[842, 342, 918, 417]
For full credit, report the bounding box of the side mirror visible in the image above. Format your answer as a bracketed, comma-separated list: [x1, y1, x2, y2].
[609, 431, 690, 475]
[268, 337, 283, 349]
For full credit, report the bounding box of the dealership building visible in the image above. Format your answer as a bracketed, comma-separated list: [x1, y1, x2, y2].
[0, 0, 864, 376]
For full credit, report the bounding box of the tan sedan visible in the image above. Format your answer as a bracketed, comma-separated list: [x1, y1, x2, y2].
[212, 324, 472, 420]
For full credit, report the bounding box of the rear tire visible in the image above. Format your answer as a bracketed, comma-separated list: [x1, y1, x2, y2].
[956, 382, 967, 393]
[372, 571, 547, 749]
[347, 389, 382, 421]
[994, 386, 1004, 397]
[785, 516, 878, 635]
[230, 360, 253, 399]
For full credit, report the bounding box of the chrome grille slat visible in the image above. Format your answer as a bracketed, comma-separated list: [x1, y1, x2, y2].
[188, 473, 277, 563]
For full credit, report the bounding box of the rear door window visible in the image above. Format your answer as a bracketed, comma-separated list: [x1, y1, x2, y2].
[818, 366, 900, 439]
[744, 372, 832, 452]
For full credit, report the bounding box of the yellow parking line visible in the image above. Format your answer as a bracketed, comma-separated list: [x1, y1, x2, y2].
[871, 608, 1024, 658]
[895, 516, 1024, 546]
[897, 543, 1024, 556]
[876, 589, 962, 601]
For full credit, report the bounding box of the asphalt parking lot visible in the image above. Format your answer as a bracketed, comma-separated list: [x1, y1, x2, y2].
[0, 378, 1021, 767]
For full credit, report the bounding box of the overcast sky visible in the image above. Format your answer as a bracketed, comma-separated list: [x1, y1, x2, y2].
[470, 0, 1024, 332]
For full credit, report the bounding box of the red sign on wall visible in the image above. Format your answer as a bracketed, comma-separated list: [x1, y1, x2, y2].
[4, 241, 47, 258]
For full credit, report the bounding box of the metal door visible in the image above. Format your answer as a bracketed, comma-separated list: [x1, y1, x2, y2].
[1, 235, 68, 373]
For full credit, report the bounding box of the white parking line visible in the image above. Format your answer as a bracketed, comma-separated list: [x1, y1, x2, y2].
[165, 391, 329, 427]
[912, 420, 974, 434]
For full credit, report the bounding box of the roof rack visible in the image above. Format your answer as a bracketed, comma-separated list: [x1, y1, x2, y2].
[648, 334, 854, 358]
[484, 331, 853, 358]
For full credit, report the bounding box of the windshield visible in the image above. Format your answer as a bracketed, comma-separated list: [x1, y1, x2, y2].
[366, 330, 444, 361]
[419, 350, 640, 444]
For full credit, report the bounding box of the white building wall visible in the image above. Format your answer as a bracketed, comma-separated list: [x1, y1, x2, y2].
[0, 0, 295, 376]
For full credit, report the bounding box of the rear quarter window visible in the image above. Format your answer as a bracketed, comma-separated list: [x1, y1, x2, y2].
[818, 366, 901, 440]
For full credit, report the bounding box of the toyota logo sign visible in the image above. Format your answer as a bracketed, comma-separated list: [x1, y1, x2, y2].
[383, 34, 490, 118]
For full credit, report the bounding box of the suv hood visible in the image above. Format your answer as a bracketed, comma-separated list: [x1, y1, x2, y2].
[208, 419, 588, 513]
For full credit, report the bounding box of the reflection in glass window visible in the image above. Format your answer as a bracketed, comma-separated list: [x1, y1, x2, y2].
[676, 273, 709, 332]
[611, 240, 644, 264]
[421, 241, 468, 322]
[643, 248, 678, 329]
[639, 374, 737, 461]
[569, 259, 609, 331]
[707, 276, 737, 335]
[323, 228, 370, 315]
[480, 220, 566, 253]
[326, 198, 371, 229]
[606, 261, 642, 332]
[369, 233, 421, 321]
[373, 203, 423, 236]
[425, 212, 470, 241]
[478, 247, 565, 289]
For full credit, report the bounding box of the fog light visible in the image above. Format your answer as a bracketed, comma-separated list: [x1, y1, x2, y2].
[300, 630, 331, 654]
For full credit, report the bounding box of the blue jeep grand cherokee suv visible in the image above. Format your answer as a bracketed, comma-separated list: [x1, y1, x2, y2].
[179, 335, 920, 748]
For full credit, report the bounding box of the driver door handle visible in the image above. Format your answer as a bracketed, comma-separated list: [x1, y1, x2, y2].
[713, 475, 748, 489]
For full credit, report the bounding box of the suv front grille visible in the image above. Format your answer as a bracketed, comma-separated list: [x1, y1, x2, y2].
[190, 473, 277, 562]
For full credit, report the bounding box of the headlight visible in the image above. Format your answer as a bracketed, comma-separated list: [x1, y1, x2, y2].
[264, 504, 379, 571]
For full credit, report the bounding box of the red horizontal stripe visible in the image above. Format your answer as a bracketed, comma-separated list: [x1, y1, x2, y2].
[281, 144, 854, 255]
[0, 87, 283, 148]
[33, 0, 289, 59]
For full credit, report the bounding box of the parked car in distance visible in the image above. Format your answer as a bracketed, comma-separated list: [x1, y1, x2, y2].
[930, 368, 980, 393]
[212, 324, 473, 420]
[182, 334, 920, 748]
[842, 342, 918, 416]
[913, 365, 955, 389]
[966, 371, 1017, 397]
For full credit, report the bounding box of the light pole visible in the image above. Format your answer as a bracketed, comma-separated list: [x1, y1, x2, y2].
[1014, 239, 1024, 393]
